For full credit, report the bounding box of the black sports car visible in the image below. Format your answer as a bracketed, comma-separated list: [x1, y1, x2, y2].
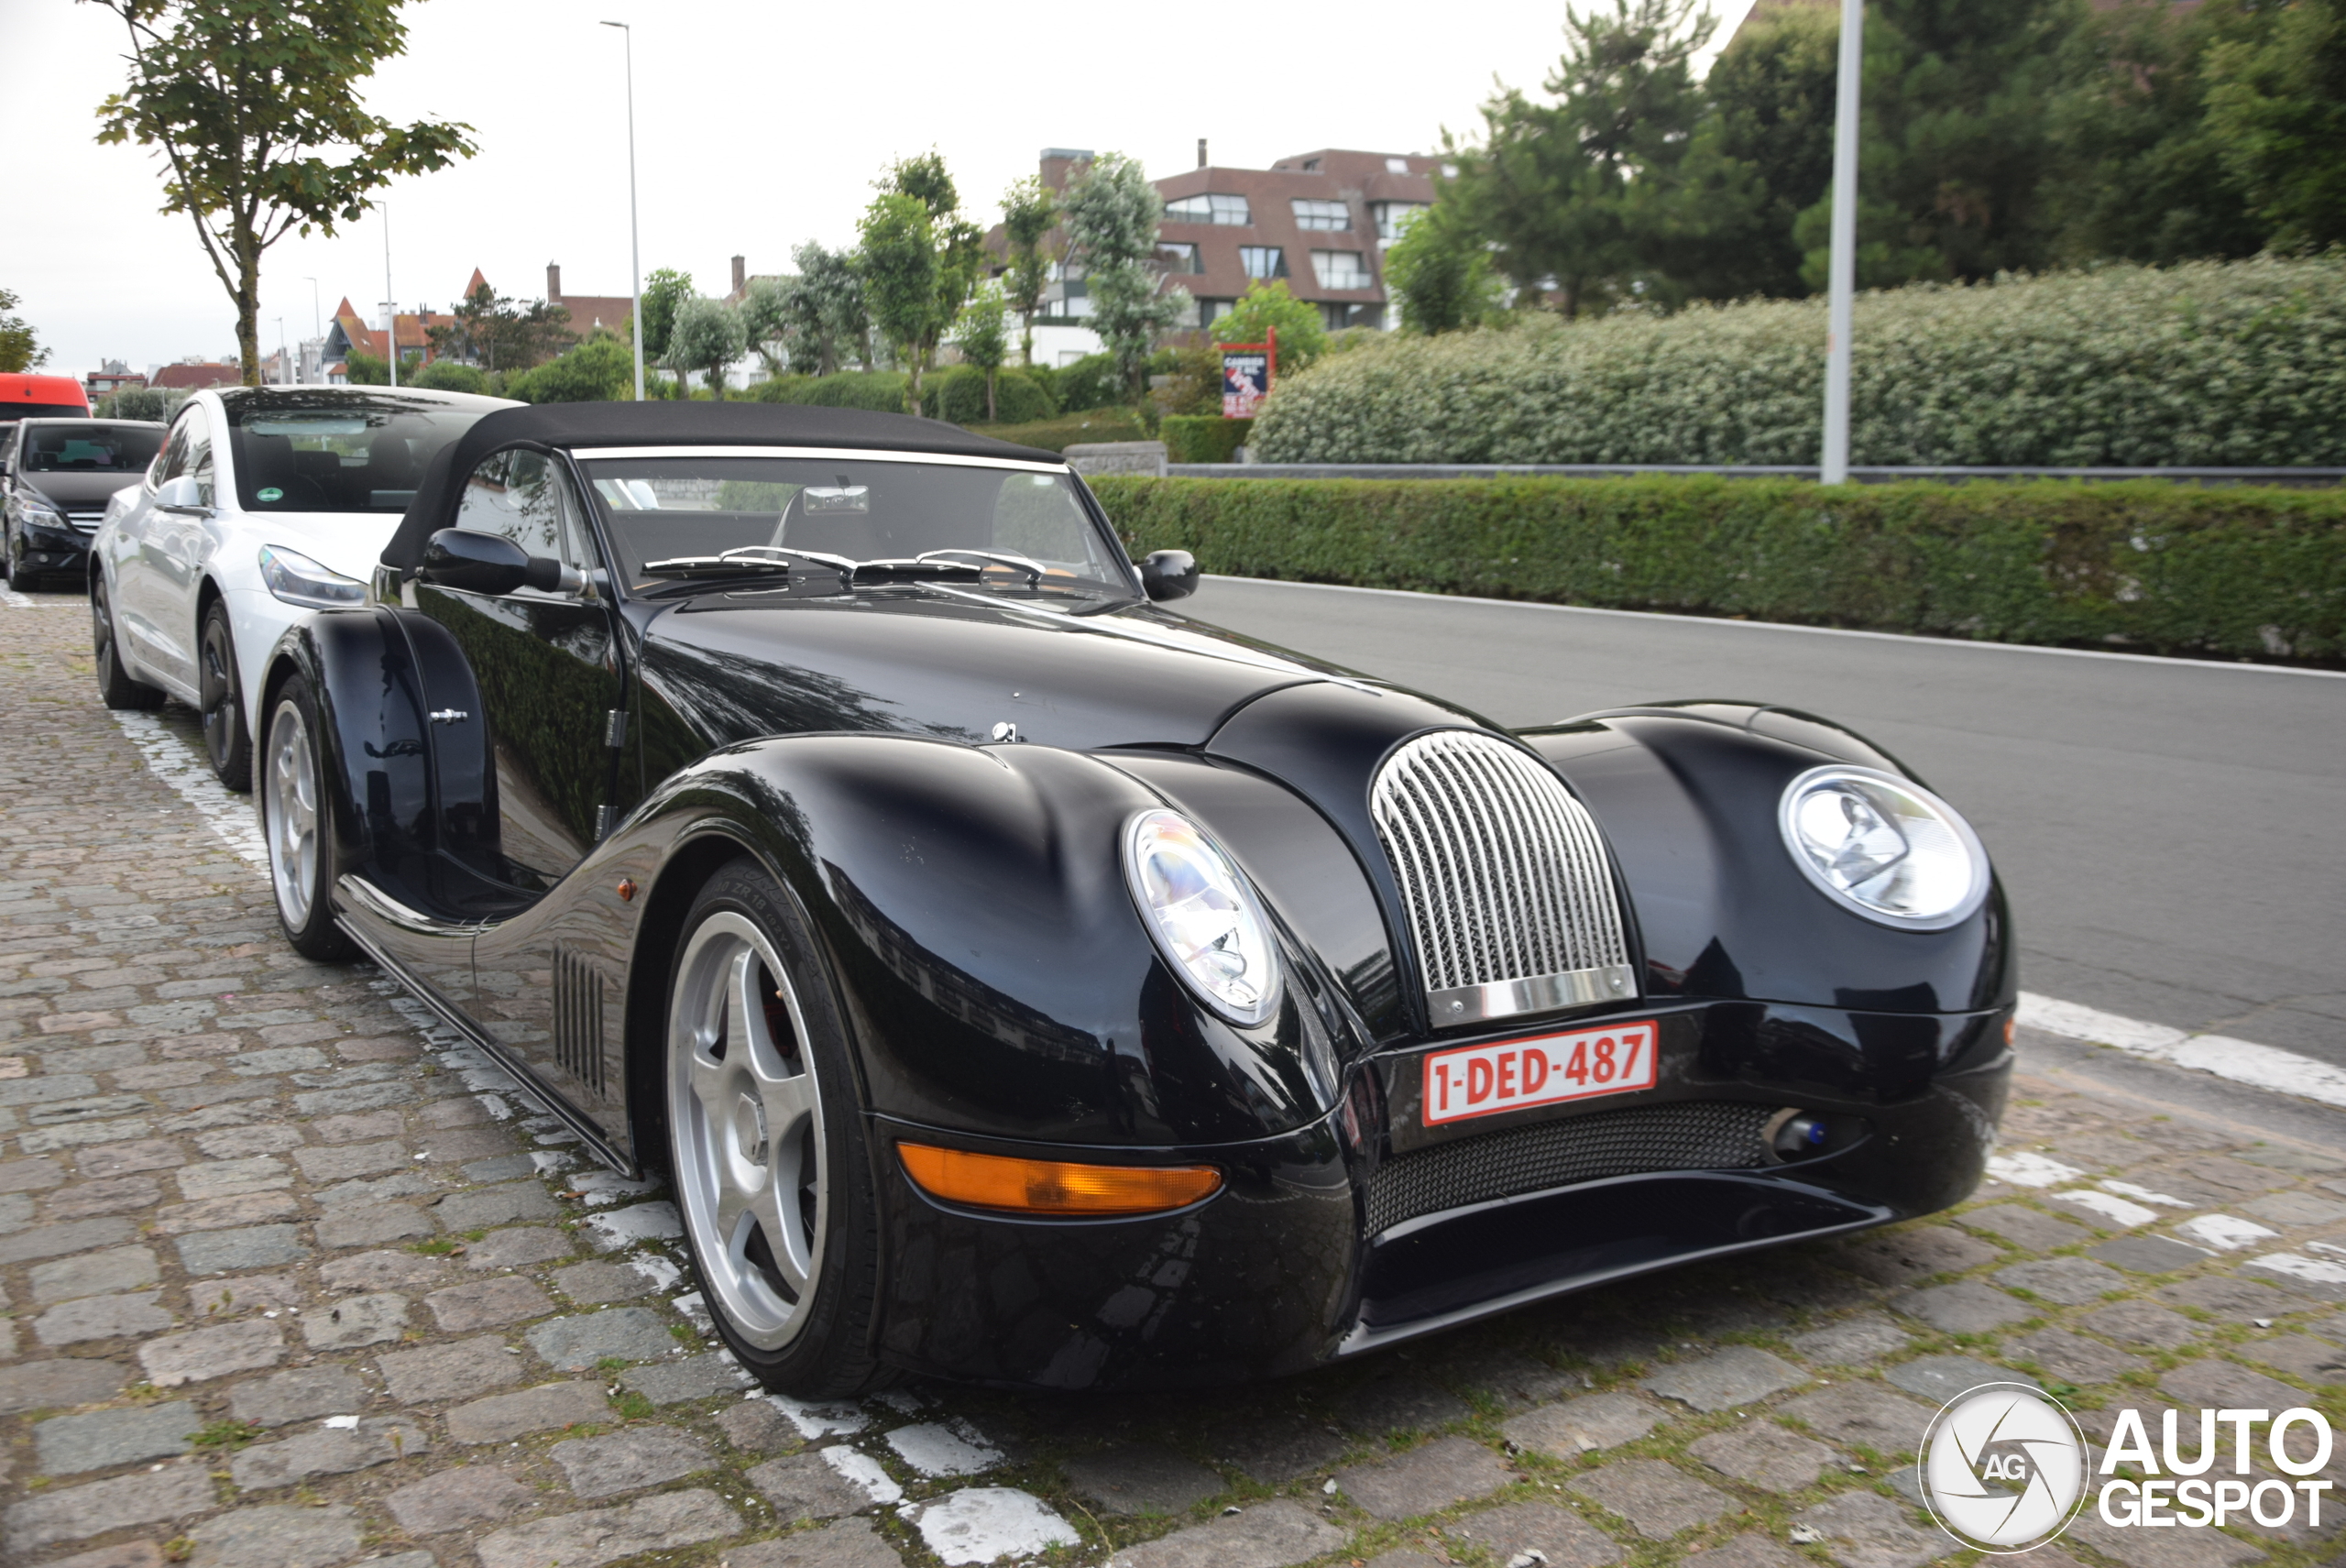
[258, 402, 2013, 1396]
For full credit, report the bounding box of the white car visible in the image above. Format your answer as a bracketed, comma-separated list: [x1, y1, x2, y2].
[91, 385, 515, 786]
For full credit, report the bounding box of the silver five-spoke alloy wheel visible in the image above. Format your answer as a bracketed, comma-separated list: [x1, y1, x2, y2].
[264, 700, 320, 928]
[667, 911, 828, 1350]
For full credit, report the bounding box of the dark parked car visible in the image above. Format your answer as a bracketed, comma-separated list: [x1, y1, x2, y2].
[258, 402, 2013, 1395]
[3, 418, 165, 587]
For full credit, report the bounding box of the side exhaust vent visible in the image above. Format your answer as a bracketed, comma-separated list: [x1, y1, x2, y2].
[553, 944, 608, 1095]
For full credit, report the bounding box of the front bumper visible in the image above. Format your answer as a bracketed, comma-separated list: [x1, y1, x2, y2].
[869, 997, 2012, 1389]
[12, 521, 92, 579]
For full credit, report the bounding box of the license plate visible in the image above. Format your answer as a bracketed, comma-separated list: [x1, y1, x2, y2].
[1421, 1019, 1659, 1125]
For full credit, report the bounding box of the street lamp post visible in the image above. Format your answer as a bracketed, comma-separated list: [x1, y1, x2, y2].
[1820, 0, 1863, 485]
[602, 20, 646, 401]
[383, 205, 399, 389]
[303, 278, 321, 384]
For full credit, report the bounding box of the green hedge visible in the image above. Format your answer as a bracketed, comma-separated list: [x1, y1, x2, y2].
[1089, 475, 2346, 661]
[918, 366, 1057, 424]
[1254, 256, 2346, 466]
[753, 370, 912, 412]
[1161, 416, 1252, 464]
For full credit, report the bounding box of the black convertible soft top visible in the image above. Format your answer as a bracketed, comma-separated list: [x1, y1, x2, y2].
[380, 400, 1064, 571]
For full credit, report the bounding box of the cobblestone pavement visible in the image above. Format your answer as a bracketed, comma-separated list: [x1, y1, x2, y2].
[1, 587, 2341, 1568]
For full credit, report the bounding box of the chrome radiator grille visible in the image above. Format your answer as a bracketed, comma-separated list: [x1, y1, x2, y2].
[1370, 730, 1634, 1025]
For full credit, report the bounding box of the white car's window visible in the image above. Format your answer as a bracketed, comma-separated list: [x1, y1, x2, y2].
[159, 405, 215, 508]
[225, 392, 492, 515]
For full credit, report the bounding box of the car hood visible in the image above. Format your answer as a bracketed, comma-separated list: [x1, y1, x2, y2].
[641, 587, 1385, 751]
[236, 510, 402, 583]
[16, 473, 143, 509]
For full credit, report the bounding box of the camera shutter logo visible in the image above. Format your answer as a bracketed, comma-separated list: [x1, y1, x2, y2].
[1919, 1383, 2089, 1552]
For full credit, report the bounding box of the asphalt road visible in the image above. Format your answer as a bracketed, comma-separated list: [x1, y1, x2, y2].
[1180, 576, 2346, 1070]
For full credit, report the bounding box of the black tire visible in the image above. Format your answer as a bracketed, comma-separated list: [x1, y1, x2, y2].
[258, 674, 356, 962]
[199, 598, 253, 791]
[92, 576, 166, 710]
[662, 857, 892, 1397]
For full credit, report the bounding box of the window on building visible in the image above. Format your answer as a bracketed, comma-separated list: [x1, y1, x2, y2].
[1373, 203, 1428, 243]
[1442, 162, 1459, 179]
[1290, 199, 1352, 231]
[1240, 247, 1288, 280]
[1165, 192, 1251, 225]
[1311, 250, 1373, 291]
[1318, 302, 1386, 332]
[1198, 298, 1237, 331]
[1385, 157, 1410, 174]
[1302, 158, 1321, 171]
[1157, 242, 1202, 274]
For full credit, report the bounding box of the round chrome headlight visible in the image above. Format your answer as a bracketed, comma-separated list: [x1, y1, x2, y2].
[1123, 809, 1282, 1026]
[1778, 765, 1989, 929]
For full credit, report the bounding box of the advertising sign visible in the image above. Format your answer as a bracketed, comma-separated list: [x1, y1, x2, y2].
[1222, 352, 1269, 419]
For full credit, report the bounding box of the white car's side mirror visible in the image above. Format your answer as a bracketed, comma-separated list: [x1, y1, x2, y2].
[155, 475, 211, 516]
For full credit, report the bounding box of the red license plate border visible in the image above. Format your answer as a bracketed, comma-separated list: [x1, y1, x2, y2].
[1419, 1018, 1661, 1127]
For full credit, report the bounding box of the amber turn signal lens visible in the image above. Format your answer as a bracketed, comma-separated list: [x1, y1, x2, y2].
[896, 1143, 1222, 1217]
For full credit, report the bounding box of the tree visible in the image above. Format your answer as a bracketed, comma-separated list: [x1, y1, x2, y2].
[639, 268, 694, 394]
[344, 348, 389, 384]
[0, 288, 46, 372]
[1444, 0, 1721, 316]
[1206, 281, 1330, 375]
[1000, 175, 1058, 366]
[1704, 4, 1840, 298]
[793, 242, 873, 375]
[89, 0, 476, 387]
[408, 358, 487, 393]
[1059, 151, 1184, 400]
[739, 276, 794, 378]
[1791, 0, 2083, 291]
[2201, 0, 2346, 251]
[952, 282, 1011, 421]
[667, 296, 748, 399]
[1382, 203, 1500, 333]
[427, 281, 575, 372]
[856, 153, 983, 415]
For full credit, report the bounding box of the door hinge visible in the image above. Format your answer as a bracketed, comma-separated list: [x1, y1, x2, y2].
[604, 709, 629, 749]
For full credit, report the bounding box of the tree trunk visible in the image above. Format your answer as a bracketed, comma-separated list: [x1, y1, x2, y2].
[708, 366, 724, 401]
[905, 353, 924, 417]
[236, 232, 263, 389]
[1020, 313, 1035, 367]
[985, 368, 997, 422]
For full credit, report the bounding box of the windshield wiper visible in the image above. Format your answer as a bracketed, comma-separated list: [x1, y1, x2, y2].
[640, 545, 861, 580]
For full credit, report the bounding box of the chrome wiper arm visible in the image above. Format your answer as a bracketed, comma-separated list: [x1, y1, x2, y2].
[640, 545, 860, 581]
[914, 547, 1045, 585]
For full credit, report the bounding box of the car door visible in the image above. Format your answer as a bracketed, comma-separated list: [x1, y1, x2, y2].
[415, 447, 630, 893]
[411, 445, 631, 1103]
[125, 402, 215, 690]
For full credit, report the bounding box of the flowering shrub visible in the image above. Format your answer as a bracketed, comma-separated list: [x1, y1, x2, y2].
[1251, 257, 2346, 467]
[1091, 474, 2346, 661]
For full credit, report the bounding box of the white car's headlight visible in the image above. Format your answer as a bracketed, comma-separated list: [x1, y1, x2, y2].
[1124, 809, 1282, 1026]
[1780, 765, 1990, 929]
[258, 544, 366, 609]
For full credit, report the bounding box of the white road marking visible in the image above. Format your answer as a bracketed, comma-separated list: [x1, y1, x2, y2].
[1205, 575, 2346, 680]
[2176, 1213, 2281, 1251]
[906, 1488, 1078, 1566]
[2246, 1252, 2346, 1287]
[821, 1444, 904, 1505]
[0, 585, 73, 609]
[2051, 1189, 2159, 1227]
[886, 1420, 1007, 1477]
[2099, 1179, 2193, 1208]
[111, 710, 269, 868]
[2018, 992, 2346, 1111]
[1985, 1151, 2084, 1188]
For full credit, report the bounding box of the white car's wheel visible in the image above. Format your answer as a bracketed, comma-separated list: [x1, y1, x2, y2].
[260, 676, 355, 960]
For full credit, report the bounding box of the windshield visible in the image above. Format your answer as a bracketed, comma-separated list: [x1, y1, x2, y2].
[578, 455, 1136, 601]
[18, 423, 165, 476]
[226, 394, 487, 515]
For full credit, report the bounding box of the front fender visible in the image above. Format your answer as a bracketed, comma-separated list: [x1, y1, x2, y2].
[1520, 702, 2016, 1019]
[623, 735, 1346, 1149]
[261, 607, 433, 890]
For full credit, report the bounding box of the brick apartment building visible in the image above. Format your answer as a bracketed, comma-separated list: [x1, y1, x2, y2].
[997, 144, 1444, 361]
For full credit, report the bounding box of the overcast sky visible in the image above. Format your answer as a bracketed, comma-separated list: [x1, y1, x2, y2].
[5, 0, 1760, 377]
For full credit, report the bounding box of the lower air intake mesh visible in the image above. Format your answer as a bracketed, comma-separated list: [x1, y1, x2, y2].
[1367, 1101, 1777, 1237]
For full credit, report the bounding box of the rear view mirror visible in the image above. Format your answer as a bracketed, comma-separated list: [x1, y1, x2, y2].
[1137, 549, 1199, 602]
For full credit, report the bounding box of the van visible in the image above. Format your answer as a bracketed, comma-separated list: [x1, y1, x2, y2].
[1, 374, 92, 425]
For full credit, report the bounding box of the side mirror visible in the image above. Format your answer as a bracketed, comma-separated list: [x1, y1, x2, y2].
[1137, 549, 1199, 603]
[418, 528, 583, 597]
[155, 475, 211, 515]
